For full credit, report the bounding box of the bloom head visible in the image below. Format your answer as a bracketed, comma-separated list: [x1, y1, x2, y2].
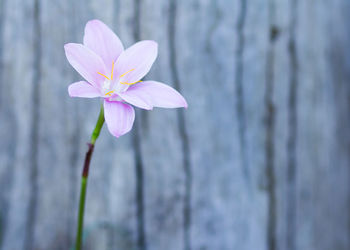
[64, 20, 187, 138]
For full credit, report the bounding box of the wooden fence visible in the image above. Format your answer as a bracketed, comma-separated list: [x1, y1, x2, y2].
[0, 0, 349, 249]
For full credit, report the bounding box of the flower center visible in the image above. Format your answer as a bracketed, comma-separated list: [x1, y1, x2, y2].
[101, 79, 114, 96]
[97, 63, 143, 97]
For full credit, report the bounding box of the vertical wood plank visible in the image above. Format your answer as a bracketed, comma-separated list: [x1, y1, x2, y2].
[0, 0, 37, 249]
[241, 1, 270, 249]
[137, 0, 187, 249]
[174, 0, 269, 249]
[295, 1, 350, 250]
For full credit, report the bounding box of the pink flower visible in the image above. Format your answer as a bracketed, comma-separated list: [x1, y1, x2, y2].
[64, 20, 188, 138]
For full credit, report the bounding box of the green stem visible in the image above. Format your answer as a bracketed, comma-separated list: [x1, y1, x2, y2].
[91, 106, 105, 145]
[75, 105, 105, 250]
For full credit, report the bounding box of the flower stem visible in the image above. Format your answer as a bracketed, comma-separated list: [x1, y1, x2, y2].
[75, 105, 104, 250]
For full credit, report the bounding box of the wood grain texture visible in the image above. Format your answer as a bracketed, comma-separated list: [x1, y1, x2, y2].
[0, 0, 349, 250]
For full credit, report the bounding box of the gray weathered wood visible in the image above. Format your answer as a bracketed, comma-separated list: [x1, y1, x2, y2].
[0, 0, 349, 250]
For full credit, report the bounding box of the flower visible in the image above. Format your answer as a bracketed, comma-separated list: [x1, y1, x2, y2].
[64, 20, 188, 138]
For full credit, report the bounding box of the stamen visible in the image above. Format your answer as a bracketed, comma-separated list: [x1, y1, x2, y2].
[97, 72, 110, 80]
[120, 80, 142, 86]
[120, 69, 135, 78]
[111, 62, 114, 80]
[98, 62, 115, 80]
[105, 90, 114, 96]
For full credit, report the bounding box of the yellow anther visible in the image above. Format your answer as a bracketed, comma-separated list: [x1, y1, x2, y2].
[120, 80, 142, 86]
[97, 72, 110, 80]
[120, 69, 135, 78]
[105, 90, 114, 96]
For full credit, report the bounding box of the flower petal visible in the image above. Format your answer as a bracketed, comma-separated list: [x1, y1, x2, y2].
[114, 40, 158, 85]
[118, 87, 152, 110]
[104, 100, 135, 138]
[64, 43, 106, 88]
[120, 81, 188, 109]
[68, 81, 101, 98]
[84, 19, 124, 68]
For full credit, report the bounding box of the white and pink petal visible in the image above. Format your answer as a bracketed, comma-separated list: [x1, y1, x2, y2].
[68, 81, 101, 98]
[114, 40, 158, 86]
[121, 81, 188, 109]
[64, 43, 106, 88]
[104, 100, 135, 138]
[84, 20, 124, 68]
[118, 88, 153, 110]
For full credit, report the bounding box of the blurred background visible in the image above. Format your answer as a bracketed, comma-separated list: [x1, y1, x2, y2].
[0, 0, 350, 250]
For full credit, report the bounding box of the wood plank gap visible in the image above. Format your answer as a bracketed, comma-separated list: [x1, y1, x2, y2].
[286, 1, 298, 249]
[265, 1, 278, 250]
[235, 0, 250, 184]
[133, 0, 147, 249]
[25, 0, 41, 249]
[168, 1, 192, 250]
